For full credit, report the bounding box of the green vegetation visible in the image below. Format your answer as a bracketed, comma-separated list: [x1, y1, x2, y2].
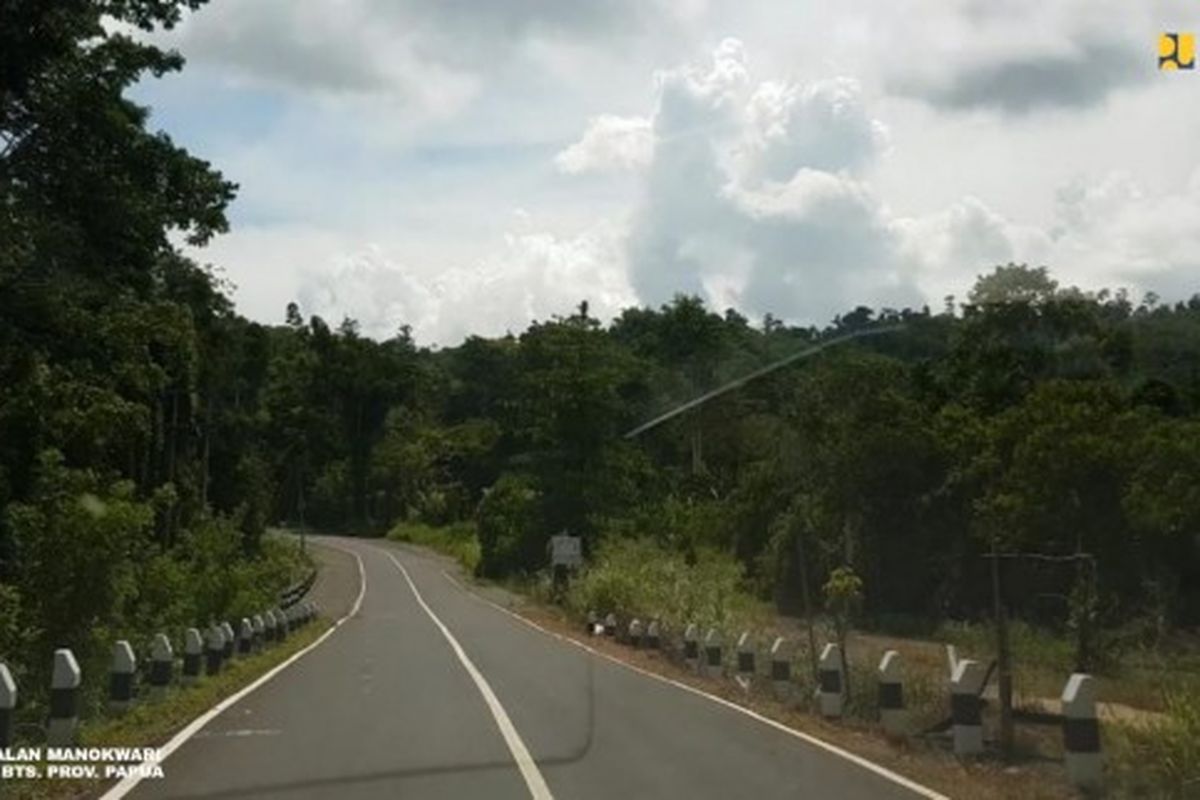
[564, 537, 768, 633]
[388, 521, 482, 574]
[1108, 687, 1200, 798]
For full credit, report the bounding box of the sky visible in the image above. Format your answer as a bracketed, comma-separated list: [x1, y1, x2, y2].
[134, 0, 1200, 345]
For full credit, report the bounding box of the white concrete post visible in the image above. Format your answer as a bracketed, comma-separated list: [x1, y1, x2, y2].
[47, 649, 81, 746]
[0, 662, 15, 748]
[149, 633, 173, 696]
[769, 637, 792, 701]
[736, 632, 756, 677]
[252, 615, 265, 651]
[264, 610, 278, 643]
[586, 610, 598, 636]
[604, 612, 617, 638]
[817, 643, 844, 719]
[703, 629, 723, 678]
[238, 618, 254, 656]
[950, 659, 985, 756]
[183, 627, 203, 685]
[220, 621, 236, 660]
[275, 607, 289, 640]
[878, 650, 907, 736]
[684, 624, 700, 670]
[1062, 673, 1102, 790]
[628, 618, 644, 648]
[646, 620, 661, 650]
[109, 640, 137, 713]
[205, 624, 225, 676]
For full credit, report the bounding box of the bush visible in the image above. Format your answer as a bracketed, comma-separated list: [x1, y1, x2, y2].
[476, 473, 542, 577]
[1109, 686, 1200, 798]
[565, 536, 766, 633]
[388, 521, 481, 574]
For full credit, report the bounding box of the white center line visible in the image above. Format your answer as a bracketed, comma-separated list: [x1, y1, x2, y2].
[380, 548, 554, 800]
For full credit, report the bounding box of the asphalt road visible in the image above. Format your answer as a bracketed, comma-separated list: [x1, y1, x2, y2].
[123, 536, 936, 800]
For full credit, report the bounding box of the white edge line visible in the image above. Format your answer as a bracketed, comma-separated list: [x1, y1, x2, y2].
[100, 542, 367, 800]
[437, 566, 949, 800]
[380, 548, 553, 800]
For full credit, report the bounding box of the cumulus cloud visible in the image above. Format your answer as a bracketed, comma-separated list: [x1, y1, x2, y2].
[621, 38, 920, 322]
[291, 222, 636, 344]
[554, 115, 654, 174]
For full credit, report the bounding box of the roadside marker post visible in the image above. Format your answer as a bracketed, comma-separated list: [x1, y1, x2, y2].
[878, 650, 907, 737]
[205, 624, 225, 676]
[646, 620, 661, 650]
[183, 628, 203, 685]
[220, 621, 236, 660]
[628, 618, 644, 648]
[109, 640, 137, 714]
[149, 633, 173, 696]
[770, 637, 792, 702]
[264, 610, 278, 643]
[703, 629, 724, 679]
[817, 644, 844, 719]
[604, 612, 618, 638]
[252, 614, 265, 651]
[47, 649, 81, 747]
[238, 618, 254, 656]
[0, 663, 15, 748]
[736, 632, 756, 677]
[950, 659, 985, 756]
[684, 624, 700, 670]
[1062, 673, 1102, 790]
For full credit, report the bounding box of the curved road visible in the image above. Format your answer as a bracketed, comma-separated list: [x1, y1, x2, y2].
[121, 536, 938, 799]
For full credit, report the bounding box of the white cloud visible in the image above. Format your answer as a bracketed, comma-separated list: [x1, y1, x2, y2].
[554, 115, 654, 174]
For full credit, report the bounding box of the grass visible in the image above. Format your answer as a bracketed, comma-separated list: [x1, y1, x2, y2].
[387, 520, 482, 574]
[1107, 685, 1200, 798]
[4, 619, 331, 800]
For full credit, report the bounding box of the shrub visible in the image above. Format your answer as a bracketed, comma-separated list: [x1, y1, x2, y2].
[388, 521, 481, 574]
[476, 473, 541, 577]
[1109, 686, 1200, 798]
[565, 536, 766, 633]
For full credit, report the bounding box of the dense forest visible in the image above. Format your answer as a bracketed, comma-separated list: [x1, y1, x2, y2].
[2, 0, 1199, 703]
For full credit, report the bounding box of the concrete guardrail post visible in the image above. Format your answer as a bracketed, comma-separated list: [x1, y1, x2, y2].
[684, 624, 700, 670]
[183, 628, 203, 685]
[205, 624, 225, 676]
[238, 618, 253, 656]
[736, 632, 756, 677]
[264, 610, 278, 643]
[769, 637, 791, 701]
[275, 608, 289, 640]
[1062, 673, 1101, 790]
[586, 610, 597, 636]
[628, 619, 643, 648]
[109, 640, 137, 714]
[0, 663, 15, 748]
[220, 621, 235, 660]
[48, 649, 81, 746]
[878, 650, 906, 736]
[646, 620, 660, 650]
[950, 659, 985, 756]
[703, 629, 723, 679]
[603, 612, 617, 638]
[252, 614, 265, 650]
[817, 643, 844, 719]
[149, 633, 173, 696]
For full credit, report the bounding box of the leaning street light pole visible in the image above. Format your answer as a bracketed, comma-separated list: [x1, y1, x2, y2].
[622, 325, 904, 440]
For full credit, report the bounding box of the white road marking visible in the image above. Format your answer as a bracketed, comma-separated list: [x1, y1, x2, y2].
[101, 542, 367, 800]
[438, 567, 949, 800]
[381, 549, 554, 800]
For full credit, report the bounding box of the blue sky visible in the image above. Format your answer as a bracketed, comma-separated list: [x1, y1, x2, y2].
[134, 0, 1200, 345]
